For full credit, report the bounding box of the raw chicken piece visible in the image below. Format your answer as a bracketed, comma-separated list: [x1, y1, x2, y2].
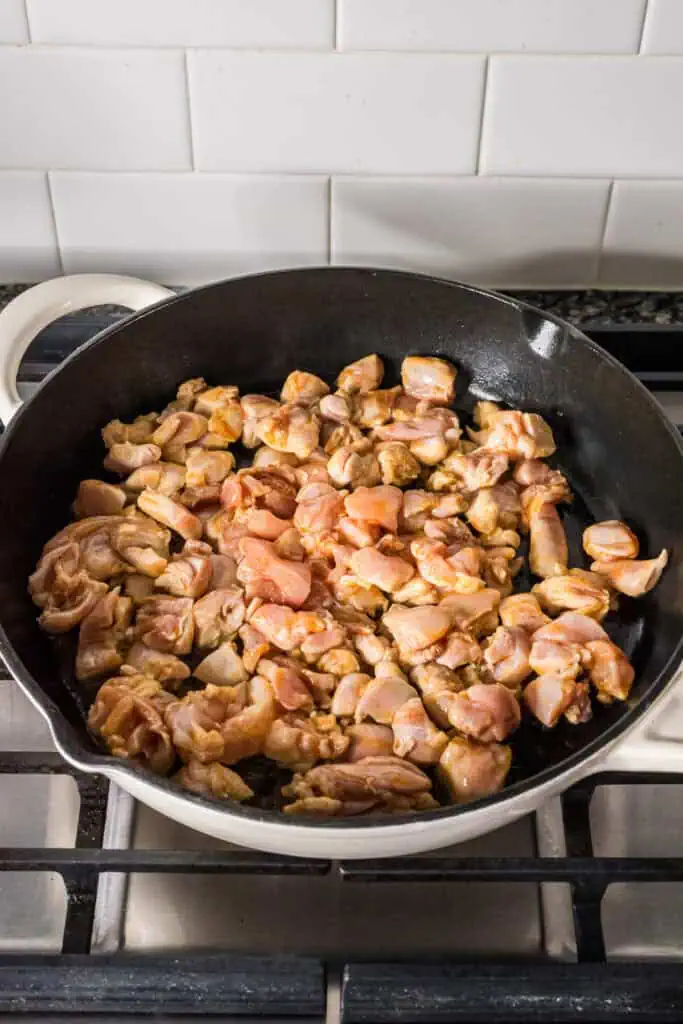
[529, 637, 582, 680]
[241, 395, 281, 448]
[257, 403, 320, 460]
[194, 385, 238, 415]
[480, 411, 556, 460]
[344, 485, 403, 533]
[585, 639, 635, 702]
[411, 663, 464, 728]
[152, 411, 208, 449]
[136, 595, 195, 654]
[443, 683, 521, 742]
[374, 442, 422, 488]
[353, 632, 395, 667]
[258, 657, 313, 711]
[73, 480, 126, 518]
[294, 482, 345, 534]
[440, 589, 501, 637]
[193, 587, 245, 648]
[125, 462, 186, 497]
[334, 576, 389, 616]
[401, 355, 457, 404]
[124, 641, 191, 684]
[499, 593, 550, 633]
[238, 537, 312, 608]
[104, 442, 162, 475]
[356, 388, 400, 428]
[28, 542, 108, 633]
[223, 468, 298, 521]
[317, 647, 361, 676]
[473, 400, 500, 429]
[336, 354, 384, 394]
[238, 622, 271, 672]
[111, 516, 170, 578]
[155, 540, 212, 598]
[466, 482, 520, 535]
[524, 674, 577, 727]
[583, 520, 640, 562]
[374, 411, 460, 445]
[246, 508, 293, 540]
[349, 547, 415, 594]
[526, 495, 568, 579]
[176, 760, 253, 801]
[300, 622, 347, 662]
[533, 571, 610, 620]
[590, 551, 668, 597]
[355, 674, 418, 725]
[172, 377, 208, 411]
[328, 445, 381, 488]
[137, 490, 202, 541]
[172, 677, 277, 766]
[124, 575, 156, 604]
[533, 611, 608, 646]
[443, 450, 509, 491]
[337, 516, 381, 549]
[438, 736, 512, 803]
[264, 712, 349, 770]
[513, 459, 569, 495]
[195, 641, 248, 686]
[284, 756, 435, 815]
[165, 682, 247, 763]
[89, 674, 174, 774]
[382, 605, 453, 655]
[565, 681, 593, 725]
[75, 587, 133, 681]
[392, 575, 440, 607]
[331, 673, 371, 717]
[78, 527, 128, 581]
[102, 413, 158, 448]
[483, 626, 531, 686]
[392, 697, 448, 764]
[208, 553, 238, 590]
[319, 393, 352, 423]
[410, 537, 483, 594]
[185, 449, 235, 489]
[435, 631, 481, 671]
[249, 603, 325, 652]
[345, 723, 394, 762]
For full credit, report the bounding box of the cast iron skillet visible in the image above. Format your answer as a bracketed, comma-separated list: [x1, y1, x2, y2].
[1, 267, 682, 835]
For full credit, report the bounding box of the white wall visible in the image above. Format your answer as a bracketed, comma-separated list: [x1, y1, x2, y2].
[1, 0, 682, 288]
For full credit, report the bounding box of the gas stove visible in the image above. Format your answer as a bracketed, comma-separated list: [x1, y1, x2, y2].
[2, 309, 683, 1021]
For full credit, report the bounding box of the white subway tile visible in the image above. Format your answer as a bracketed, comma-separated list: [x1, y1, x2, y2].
[0, 173, 60, 281]
[482, 56, 683, 177]
[27, 0, 333, 49]
[189, 53, 484, 174]
[601, 181, 683, 287]
[0, 49, 190, 171]
[642, 0, 683, 54]
[339, 0, 645, 54]
[0, 0, 29, 42]
[332, 177, 608, 287]
[51, 173, 328, 285]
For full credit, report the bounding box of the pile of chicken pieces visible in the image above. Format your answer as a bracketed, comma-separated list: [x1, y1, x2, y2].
[28, 354, 669, 817]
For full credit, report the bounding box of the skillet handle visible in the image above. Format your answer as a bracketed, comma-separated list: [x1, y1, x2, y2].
[0, 274, 175, 425]
[585, 666, 683, 774]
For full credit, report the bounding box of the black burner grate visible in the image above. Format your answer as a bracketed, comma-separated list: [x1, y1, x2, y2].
[2, 313, 683, 1020]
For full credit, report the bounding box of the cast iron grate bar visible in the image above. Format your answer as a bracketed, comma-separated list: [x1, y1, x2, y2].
[340, 963, 683, 1023]
[0, 953, 325, 1017]
[0, 847, 331, 874]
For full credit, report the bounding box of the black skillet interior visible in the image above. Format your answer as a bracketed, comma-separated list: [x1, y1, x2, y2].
[1, 267, 682, 809]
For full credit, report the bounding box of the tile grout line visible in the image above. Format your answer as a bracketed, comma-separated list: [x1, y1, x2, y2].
[45, 172, 65, 275]
[183, 50, 197, 171]
[595, 179, 615, 283]
[475, 56, 490, 175]
[22, 0, 31, 42]
[638, 0, 650, 53]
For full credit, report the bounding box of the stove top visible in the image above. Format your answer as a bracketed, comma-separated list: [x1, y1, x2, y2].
[2, 312, 683, 1021]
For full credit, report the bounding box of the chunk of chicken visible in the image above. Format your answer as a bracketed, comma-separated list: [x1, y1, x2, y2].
[152, 411, 208, 450]
[223, 467, 298, 521]
[443, 683, 521, 742]
[88, 675, 174, 774]
[124, 574, 156, 604]
[513, 459, 570, 495]
[440, 589, 501, 637]
[257, 403, 320, 460]
[410, 537, 483, 594]
[443, 450, 509, 492]
[374, 411, 460, 446]
[344, 485, 403, 533]
[195, 640, 248, 686]
[467, 482, 521, 536]
[73, 480, 126, 518]
[526, 495, 568, 579]
[585, 639, 635, 702]
[137, 490, 202, 542]
[328, 445, 381, 488]
[111, 516, 170, 578]
[533, 571, 610, 621]
[185, 449, 236, 489]
[499, 593, 550, 633]
[401, 355, 457, 405]
[349, 547, 415, 594]
[375, 442, 421, 487]
[249, 603, 325, 652]
[392, 697, 448, 764]
[165, 682, 247, 763]
[590, 551, 668, 597]
[284, 756, 435, 815]
[258, 656, 313, 711]
[435, 631, 481, 671]
[28, 542, 108, 633]
[193, 587, 245, 648]
[353, 631, 395, 667]
[319, 393, 352, 423]
[438, 737, 512, 803]
[583, 520, 640, 562]
[241, 395, 281, 449]
[336, 354, 384, 395]
[533, 611, 608, 646]
[135, 595, 194, 654]
[294, 483, 345, 534]
[483, 626, 531, 686]
[208, 553, 238, 590]
[75, 587, 133, 681]
[78, 527, 128, 581]
[480, 411, 556, 460]
[528, 636, 582, 679]
[104, 442, 162, 475]
[102, 413, 158, 448]
[125, 462, 186, 497]
[155, 540, 212, 598]
[524, 674, 577, 727]
[344, 723, 394, 762]
[331, 673, 371, 717]
[355, 387, 400, 429]
[355, 674, 418, 725]
[124, 641, 191, 684]
[237, 537, 312, 608]
[383, 605, 453, 656]
[264, 712, 349, 771]
[176, 759, 253, 802]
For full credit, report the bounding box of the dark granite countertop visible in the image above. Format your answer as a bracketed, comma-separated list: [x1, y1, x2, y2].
[2, 282, 683, 326]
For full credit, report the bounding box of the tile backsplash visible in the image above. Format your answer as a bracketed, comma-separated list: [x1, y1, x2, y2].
[1, 0, 682, 289]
